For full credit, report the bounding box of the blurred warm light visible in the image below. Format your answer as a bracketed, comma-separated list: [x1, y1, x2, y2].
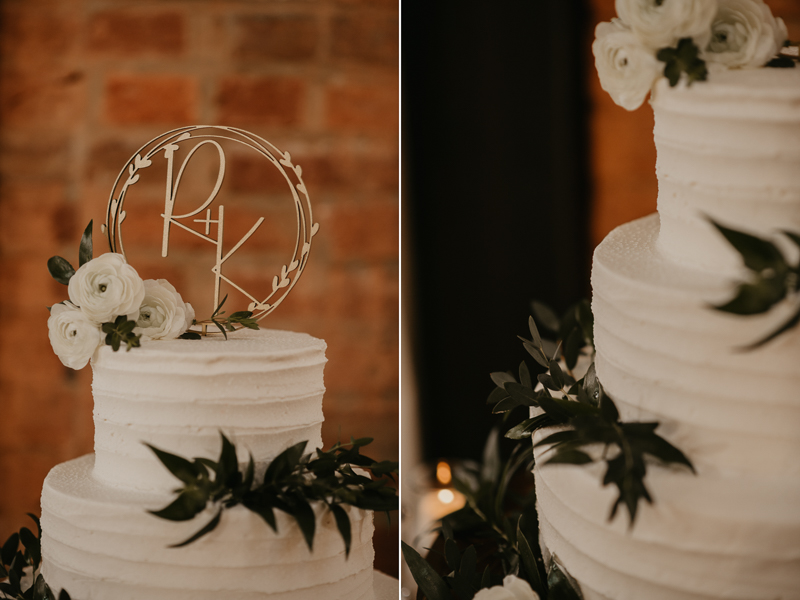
[437, 489, 455, 504]
[436, 461, 452, 485]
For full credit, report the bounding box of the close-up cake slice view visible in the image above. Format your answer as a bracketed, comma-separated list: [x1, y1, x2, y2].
[401, 1, 799, 599]
[0, 3, 399, 600]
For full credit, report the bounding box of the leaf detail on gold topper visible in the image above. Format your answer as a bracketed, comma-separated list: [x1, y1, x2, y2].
[105, 126, 318, 332]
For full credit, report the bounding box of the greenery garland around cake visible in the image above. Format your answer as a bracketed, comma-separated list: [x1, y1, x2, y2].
[1, 437, 398, 600]
[147, 433, 399, 553]
[402, 221, 798, 600]
[403, 299, 694, 600]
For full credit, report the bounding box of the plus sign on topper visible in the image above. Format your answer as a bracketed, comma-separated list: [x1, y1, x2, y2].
[102, 125, 319, 335]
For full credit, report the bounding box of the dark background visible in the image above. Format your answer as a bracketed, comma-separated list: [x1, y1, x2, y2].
[404, 0, 592, 461]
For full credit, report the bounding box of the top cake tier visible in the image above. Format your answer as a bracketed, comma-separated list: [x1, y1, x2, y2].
[91, 329, 327, 491]
[652, 67, 800, 274]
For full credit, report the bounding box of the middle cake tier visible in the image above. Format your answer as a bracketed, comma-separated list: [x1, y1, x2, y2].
[91, 329, 327, 491]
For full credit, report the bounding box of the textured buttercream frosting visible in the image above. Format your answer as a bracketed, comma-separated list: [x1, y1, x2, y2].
[41, 329, 377, 599]
[91, 328, 326, 490]
[42, 455, 375, 600]
[534, 68, 800, 598]
[652, 68, 800, 274]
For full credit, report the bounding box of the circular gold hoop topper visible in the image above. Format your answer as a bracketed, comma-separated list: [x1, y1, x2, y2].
[102, 126, 319, 331]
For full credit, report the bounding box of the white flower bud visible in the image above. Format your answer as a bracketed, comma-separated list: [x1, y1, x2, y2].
[68, 253, 145, 324]
[474, 575, 540, 600]
[47, 303, 103, 370]
[593, 19, 662, 111]
[704, 0, 788, 69]
[616, 0, 718, 49]
[135, 279, 195, 341]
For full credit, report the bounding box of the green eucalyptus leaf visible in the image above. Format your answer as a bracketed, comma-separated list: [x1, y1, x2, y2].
[243, 495, 278, 532]
[444, 537, 461, 571]
[59, 591, 72, 600]
[149, 487, 208, 521]
[549, 360, 565, 389]
[147, 444, 204, 485]
[46, 256, 75, 285]
[401, 541, 451, 600]
[599, 394, 620, 423]
[490, 371, 517, 388]
[18, 527, 40, 567]
[1, 532, 19, 566]
[543, 449, 594, 466]
[742, 304, 800, 349]
[528, 315, 543, 349]
[170, 508, 223, 548]
[330, 504, 352, 557]
[289, 495, 316, 551]
[531, 300, 560, 333]
[710, 219, 785, 272]
[178, 331, 202, 340]
[564, 328, 583, 371]
[505, 414, 552, 440]
[517, 521, 543, 594]
[78, 220, 93, 267]
[487, 385, 509, 406]
[523, 341, 550, 368]
[547, 559, 583, 600]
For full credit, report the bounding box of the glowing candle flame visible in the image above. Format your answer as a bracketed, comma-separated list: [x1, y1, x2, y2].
[436, 461, 452, 485]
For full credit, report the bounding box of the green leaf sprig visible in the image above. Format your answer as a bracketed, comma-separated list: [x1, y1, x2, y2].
[181, 295, 261, 340]
[490, 305, 694, 525]
[148, 433, 398, 554]
[710, 220, 800, 348]
[401, 429, 581, 600]
[0, 514, 71, 600]
[656, 38, 708, 87]
[46, 220, 141, 353]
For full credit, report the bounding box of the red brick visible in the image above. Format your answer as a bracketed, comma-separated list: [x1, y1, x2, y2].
[216, 76, 306, 126]
[105, 74, 197, 125]
[0, 70, 85, 131]
[234, 15, 319, 61]
[229, 152, 301, 193]
[0, 9, 78, 70]
[0, 182, 70, 256]
[87, 10, 184, 56]
[331, 13, 398, 65]
[0, 133, 71, 181]
[326, 201, 398, 262]
[229, 151, 399, 193]
[333, 0, 398, 8]
[325, 82, 398, 134]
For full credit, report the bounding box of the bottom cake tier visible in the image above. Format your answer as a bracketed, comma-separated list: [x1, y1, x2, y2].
[41, 455, 375, 600]
[533, 214, 800, 599]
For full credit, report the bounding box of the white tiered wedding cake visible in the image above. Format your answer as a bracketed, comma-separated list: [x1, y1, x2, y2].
[534, 35, 800, 600]
[41, 330, 377, 600]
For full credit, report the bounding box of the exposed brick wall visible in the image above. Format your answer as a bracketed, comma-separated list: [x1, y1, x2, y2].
[587, 0, 800, 247]
[0, 0, 398, 577]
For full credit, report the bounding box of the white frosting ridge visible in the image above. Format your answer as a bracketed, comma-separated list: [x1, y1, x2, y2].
[652, 68, 800, 273]
[91, 329, 326, 490]
[42, 455, 375, 600]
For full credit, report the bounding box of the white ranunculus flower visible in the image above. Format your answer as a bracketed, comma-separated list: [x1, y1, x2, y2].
[134, 279, 195, 341]
[68, 253, 145, 324]
[616, 0, 718, 50]
[593, 19, 662, 111]
[704, 0, 788, 68]
[47, 302, 103, 370]
[474, 575, 540, 600]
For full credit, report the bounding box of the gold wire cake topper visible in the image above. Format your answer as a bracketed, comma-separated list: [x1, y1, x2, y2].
[102, 126, 319, 335]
